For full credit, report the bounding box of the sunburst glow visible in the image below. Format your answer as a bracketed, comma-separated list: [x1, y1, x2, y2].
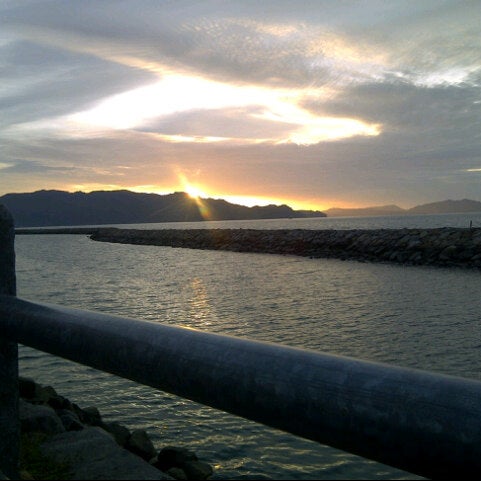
[185, 184, 208, 200]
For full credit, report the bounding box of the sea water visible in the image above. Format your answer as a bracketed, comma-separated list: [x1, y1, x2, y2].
[14, 214, 481, 479]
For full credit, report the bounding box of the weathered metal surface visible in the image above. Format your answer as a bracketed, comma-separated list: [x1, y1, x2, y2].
[0, 205, 19, 479]
[1, 295, 481, 478]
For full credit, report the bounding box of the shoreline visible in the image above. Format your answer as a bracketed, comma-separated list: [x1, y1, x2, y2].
[16, 226, 481, 269]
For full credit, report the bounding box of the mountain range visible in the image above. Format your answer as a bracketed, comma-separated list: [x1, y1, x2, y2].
[325, 199, 481, 217]
[0, 190, 326, 227]
[1, 190, 480, 227]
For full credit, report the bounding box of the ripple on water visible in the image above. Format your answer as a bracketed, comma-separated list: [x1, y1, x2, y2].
[15, 233, 480, 479]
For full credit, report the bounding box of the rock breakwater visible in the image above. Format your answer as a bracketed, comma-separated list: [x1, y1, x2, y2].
[90, 227, 481, 269]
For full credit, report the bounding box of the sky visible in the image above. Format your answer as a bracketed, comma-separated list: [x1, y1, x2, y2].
[1, 0, 480, 210]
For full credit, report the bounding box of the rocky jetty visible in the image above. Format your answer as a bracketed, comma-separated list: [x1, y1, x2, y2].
[17, 377, 214, 480]
[89, 227, 481, 269]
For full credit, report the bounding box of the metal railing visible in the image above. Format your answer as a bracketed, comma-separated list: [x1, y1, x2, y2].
[2, 205, 481, 479]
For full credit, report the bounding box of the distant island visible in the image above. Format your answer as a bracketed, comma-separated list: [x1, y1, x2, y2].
[0, 190, 326, 227]
[325, 199, 481, 217]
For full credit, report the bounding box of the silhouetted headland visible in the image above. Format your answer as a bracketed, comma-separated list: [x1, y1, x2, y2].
[1, 190, 325, 227]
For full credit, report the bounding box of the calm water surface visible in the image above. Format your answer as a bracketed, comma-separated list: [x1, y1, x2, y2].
[32, 210, 481, 231]
[15, 214, 481, 480]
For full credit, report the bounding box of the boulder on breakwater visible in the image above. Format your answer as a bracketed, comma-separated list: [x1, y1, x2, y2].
[18, 377, 213, 480]
[89, 227, 481, 269]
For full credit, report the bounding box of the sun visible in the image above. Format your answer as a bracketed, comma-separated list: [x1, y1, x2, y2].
[185, 184, 208, 200]
[180, 179, 212, 219]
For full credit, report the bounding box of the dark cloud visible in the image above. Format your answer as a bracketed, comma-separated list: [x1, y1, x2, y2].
[306, 79, 479, 128]
[304, 80, 481, 170]
[0, 40, 156, 128]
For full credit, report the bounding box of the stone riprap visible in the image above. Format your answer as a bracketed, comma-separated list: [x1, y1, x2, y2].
[18, 377, 213, 480]
[89, 227, 481, 269]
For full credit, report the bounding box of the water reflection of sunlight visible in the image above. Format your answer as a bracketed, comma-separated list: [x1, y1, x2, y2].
[188, 277, 216, 328]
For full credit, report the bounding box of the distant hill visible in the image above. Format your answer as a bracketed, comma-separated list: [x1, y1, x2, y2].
[407, 199, 481, 215]
[0, 190, 326, 227]
[325, 205, 405, 217]
[326, 199, 481, 217]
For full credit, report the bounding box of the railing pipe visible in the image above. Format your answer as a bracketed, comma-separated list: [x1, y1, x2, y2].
[0, 206, 19, 480]
[2, 295, 481, 478]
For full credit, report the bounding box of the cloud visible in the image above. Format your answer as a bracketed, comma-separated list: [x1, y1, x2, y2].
[0, 159, 75, 174]
[377, 1, 481, 83]
[4, 0, 478, 91]
[309, 77, 479, 126]
[2, 117, 480, 208]
[7, 68, 380, 145]
[304, 79, 481, 165]
[0, 39, 156, 129]
[0, 0, 400, 89]
[1, 1, 480, 207]
[140, 107, 295, 140]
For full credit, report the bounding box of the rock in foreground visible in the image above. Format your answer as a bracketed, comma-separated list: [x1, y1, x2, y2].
[18, 377, 214, 480]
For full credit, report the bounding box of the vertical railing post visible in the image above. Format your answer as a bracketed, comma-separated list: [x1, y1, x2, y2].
[0, 204, 19, 479]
